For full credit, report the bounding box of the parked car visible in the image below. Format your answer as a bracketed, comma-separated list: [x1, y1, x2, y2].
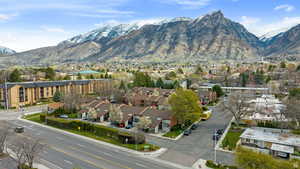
[184, 129, 192, 136]
[59, 114, 68, 119]
[191, 124, 198, 130]
[212, 133, 220, 141]
[217, 129, 224, 135]
[14, 126, 24, 133]
[125, 125, 133, 129]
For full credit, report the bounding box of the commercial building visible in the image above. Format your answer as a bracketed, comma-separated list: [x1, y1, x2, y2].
[0, 79, 111, 108]
[240, 127, 300, 159]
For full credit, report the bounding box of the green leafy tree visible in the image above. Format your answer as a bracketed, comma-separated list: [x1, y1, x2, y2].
[9, 69, 22, 82]
[53, 91, 62, 102]
[77, 73, 82, 80]
[280, 61, 286, 68]
[63, 75, 71, 80]
[240, 72, 249, 87]
[177, 68, 184, 74]
[133, 72, 154, 87]
[296, 64, 300, 72]
[45, 67, 56, 80]
[289, 88, 300, 99]
[165, 71, 177, 80]
[168, 88, 202, 126]
[212, 85, 224, 97]
[195, 65, 203, 74]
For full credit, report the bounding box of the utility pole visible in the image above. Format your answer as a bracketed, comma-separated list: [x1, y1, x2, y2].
[5, 78, 8, 110]
[214, 129, 217, 163]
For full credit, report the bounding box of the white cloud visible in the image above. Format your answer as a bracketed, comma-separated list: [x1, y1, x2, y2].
[274, 4, 295, 12]
[96, 9, 135, 15]
[240, 16, 300, 36]
[240, 16, 260, 27]
[94, 18, 167, 28]
[41, 26, 67, 33]
[163, 0, 211, 9]
[0, 13, 17, 21]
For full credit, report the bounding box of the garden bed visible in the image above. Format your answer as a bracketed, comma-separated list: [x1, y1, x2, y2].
[221, 128, 243, 151]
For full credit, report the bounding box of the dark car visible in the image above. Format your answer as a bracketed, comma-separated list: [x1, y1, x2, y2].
[184, 129, 192, 136]
[14, 127, 24, 133]
[217, 129, 224, 135]
[212, 133, 220, 141]
[191, 124, 198, 130]
[125, 125, 133, 129]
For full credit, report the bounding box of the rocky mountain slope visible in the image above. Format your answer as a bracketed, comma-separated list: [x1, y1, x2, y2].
[263, 24, 300, 61]
[0, 46, 16, 56]
[4, 11, 300, 66]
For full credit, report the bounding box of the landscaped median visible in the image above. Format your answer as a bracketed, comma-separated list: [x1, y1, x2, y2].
[24, 113, 159, 152]
[221, 123, 244, 151]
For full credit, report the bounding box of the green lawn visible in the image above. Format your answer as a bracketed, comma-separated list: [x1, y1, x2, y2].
[24, 113, 159, 152]
[221, 130, 243, 151]
[163, 129, 183, 138]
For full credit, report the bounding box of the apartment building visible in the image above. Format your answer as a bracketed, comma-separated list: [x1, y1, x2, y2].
[0, 79, 111, 108]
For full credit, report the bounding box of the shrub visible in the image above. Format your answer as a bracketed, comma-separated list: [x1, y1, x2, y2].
[45, 117, 145, 144]
[40, 114, 46, 122]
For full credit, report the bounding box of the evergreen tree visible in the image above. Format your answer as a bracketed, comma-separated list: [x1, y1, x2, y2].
[77, 73, 82, 80]
[156, 78, 164, 88]
[63, 75, 71, 80]
[119, 80, 126, 90]
[53, 91, 62, 102]
[212, 85, 224, 97]
[45, 67, 56, 80]
[9, 69, 22, 82]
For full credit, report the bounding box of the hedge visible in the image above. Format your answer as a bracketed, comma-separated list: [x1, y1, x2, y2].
[46, 117, 145, 144]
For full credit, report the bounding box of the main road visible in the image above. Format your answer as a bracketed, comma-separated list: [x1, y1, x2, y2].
[0, 108, 189, 169]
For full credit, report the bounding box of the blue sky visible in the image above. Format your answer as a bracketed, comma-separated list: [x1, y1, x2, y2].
[0, 0, 300, 51]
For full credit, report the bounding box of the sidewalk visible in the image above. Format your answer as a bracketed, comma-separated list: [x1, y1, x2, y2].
[19, 116, 167, 158]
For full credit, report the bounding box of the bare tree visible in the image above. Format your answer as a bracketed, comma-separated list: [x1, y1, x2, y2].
[8, 137, 44, 169]
[221, 91, 251, 126]
[284, 98, 300, 129]
[0, 124, 10, 155]
[62, 92, 82, 112]
[109, 104, 123, 124]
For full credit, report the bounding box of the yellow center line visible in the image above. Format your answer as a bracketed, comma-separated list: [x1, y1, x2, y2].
[68, 146, 133, 169]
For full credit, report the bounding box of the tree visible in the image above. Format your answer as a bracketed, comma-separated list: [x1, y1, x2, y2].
[133, 72, 154, 87]
[168, 88, 202, 126]
[280, 61, 286, 68]
[109, 104, 123, 124]
[156, 78, 164, 88]
[194, 65, 203, 74]
[77, 73, 82, 80]
[119, 80, 126, 91]
[62, 92, 82, 113]
[53, 91, 62, 102]
[235, 146, 295, 169]
[9, 69, 21, 82]
[220, 91, 250, 126]
[296, 64, 300, 72]
[212, 85, 224, 98]
[240, 72, 249, 87]
[136, 116, 152, 130]
[63, 75, 71, 80]
[45, 67, 56, 80]
[9, 137, 44, 169]
[289, 88, 300, 99]
[177, 68, 184, 74]
[284, 98, 300, 128]
[165, 71, 177, 80]
[0, 124, 10, 155]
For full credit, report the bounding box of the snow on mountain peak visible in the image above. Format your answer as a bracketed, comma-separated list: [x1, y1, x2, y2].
[0, 46, 16, 55]
[259, 27, 292, 42]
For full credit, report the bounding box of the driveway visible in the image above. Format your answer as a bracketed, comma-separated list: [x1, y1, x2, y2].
[146, 104, 234, 167]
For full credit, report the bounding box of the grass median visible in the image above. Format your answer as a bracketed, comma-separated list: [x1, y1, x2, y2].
[24, 113, 160, 152]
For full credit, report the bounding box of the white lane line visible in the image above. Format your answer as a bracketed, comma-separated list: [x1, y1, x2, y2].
[77, 143, 86, 147]
[40, 158, 63, 169]
[64, 159, 73, 165]
[102, 152, 112, 157]
[135, 163, 147, 168]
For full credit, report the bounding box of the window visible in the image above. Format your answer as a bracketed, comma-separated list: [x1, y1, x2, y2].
[34, 88, 37, 100]
[40, 87, 44, 98]
[25, 88, 28, 101]
[19, 87, 24, 102]
[46, 88, 49, 97]
[51, 87, 54, 95]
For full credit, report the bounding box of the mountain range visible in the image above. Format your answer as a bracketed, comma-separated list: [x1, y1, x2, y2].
[2, 11, 300, 67]
[0, 46, 16, 56]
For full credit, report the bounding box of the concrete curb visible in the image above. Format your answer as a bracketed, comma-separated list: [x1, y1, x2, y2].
[215, 117, 235, 153]
[18, 116, 167, 157]
[192, 159, 212, 169]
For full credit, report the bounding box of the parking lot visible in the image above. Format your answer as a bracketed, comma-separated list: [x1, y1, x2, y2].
[146, 104, 234, 167]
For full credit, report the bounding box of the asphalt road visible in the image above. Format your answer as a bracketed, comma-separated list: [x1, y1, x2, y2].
[146, 104, 234, 167]
[4, 119, 188, 169]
